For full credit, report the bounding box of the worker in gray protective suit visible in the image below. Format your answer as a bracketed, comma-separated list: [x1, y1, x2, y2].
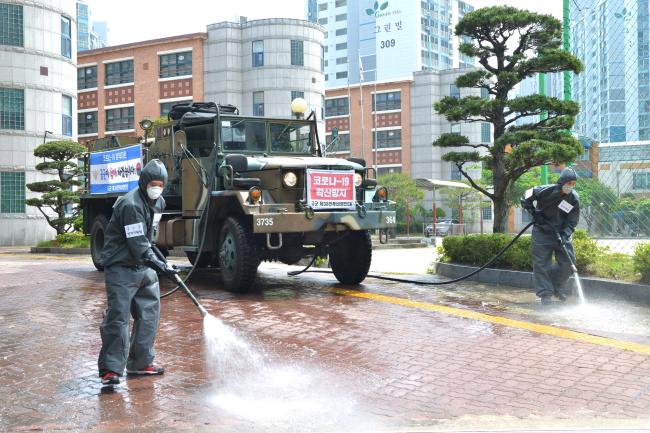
[521, 168, 580, 305]
[98, 159, 178, 386]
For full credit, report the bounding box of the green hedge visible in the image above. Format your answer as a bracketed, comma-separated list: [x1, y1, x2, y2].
[38, 231, 89, 248]
[633, 243, 650, 283]
[439, 229, 600, 272]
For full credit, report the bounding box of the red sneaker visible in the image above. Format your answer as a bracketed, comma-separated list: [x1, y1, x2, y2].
[126, 364, 165, 375]
[100, 371, 120, 385]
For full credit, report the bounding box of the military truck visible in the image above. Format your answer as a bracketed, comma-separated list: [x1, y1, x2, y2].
[81, 102, 396, 291]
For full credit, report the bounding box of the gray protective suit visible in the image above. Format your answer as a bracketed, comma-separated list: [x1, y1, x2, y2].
[521, 168, 580, 299]
[98, 159, 169, 376]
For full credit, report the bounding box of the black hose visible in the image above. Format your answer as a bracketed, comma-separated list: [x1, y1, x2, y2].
[288, 222, 535, 285]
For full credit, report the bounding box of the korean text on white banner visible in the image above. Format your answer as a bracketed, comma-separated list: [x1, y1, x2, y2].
[306, 169, 356, 210]
[89, 144, 143, 194]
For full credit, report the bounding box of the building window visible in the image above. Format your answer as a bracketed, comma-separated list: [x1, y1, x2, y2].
[105, 107, 134, 132]
[328, 133, 350, 152]
[335, 13, 347, 21]
[633, 173, 650, 189]
[0, 3, 23, 47]
[0, 171, 25, 214]
[160, 99, 192, 117]
[78, 111, 98, 134]
[335, 0, 347, 6]
[336, 57, 347, 64]
[372, 91, 401, 111]
[325, 97, 349, 117]
[0, 88, 24, 130]
[62, 95, 72, 136]
[291, 91, 304, 102]
[336, 42, 347, 50]
[377, 166, 401, 177]
[373, 129, 402, 148]
[61, 16, 71, 58]
[451, 123, 461, 135]
[77, 66, 97, 89]
[105, 60, 133, 86]
[160, 51, 192, 78]
[318, 2, 327, 11]
[609, 126, 626, 142]
[291, 40, 304, 66]
[482, 205, 492, 220]
[320, 45, 324, 72]
[450, 164, 462, 180]
[450, 84, 460, 98]
[318, 17, 328, 25]
[481, 122, 490, 143]
[336, 71, 348, 79]
[253, 91, 264, 116]
[481, 86, 489, 99]
[252, 40, 264, 67]
[336, 28, 347, 36]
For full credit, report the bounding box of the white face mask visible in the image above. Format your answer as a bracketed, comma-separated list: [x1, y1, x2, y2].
[562, 185, 574, 194]
[147, 186, 163, 200]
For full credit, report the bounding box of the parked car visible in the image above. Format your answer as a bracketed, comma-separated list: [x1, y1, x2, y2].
[424, 219, 459, 237]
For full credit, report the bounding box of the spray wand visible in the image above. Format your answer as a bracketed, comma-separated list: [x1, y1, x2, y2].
[152, 245, 208, 317]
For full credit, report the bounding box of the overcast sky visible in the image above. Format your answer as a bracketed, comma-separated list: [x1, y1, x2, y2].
[86, 0, 564, 47]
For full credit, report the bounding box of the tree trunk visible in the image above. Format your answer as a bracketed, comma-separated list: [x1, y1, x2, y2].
[492, 195, 510, 233]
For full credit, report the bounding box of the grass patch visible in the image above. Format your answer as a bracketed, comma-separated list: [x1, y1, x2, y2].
[589, 252, 641, 282]
[38, 232, 90, 249]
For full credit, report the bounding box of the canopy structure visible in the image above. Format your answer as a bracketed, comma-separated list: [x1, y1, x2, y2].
[415, 179, 473, 239]
[415, 178, 471, 190]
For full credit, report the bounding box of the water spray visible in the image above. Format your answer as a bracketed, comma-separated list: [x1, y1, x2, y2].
[553, 230, 586, 304]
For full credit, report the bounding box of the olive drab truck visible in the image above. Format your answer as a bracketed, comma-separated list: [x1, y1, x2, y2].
[80, 102, 397, 292]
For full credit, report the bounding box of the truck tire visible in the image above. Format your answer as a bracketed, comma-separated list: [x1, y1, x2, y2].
[218, 217, 259, 292]
[329, 230, 372, 285]
[90, 214, 109, 271]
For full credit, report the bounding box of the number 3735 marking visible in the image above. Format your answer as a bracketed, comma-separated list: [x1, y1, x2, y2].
[256, 217, 274, 227]
[385, 216, 396, 224]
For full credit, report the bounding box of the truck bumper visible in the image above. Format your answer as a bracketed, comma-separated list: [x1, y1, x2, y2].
[250, 209, 397, 233]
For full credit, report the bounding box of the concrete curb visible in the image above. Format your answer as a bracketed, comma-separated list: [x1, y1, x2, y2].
[30, 247, 90, 255]
[432, 262, 650, 303]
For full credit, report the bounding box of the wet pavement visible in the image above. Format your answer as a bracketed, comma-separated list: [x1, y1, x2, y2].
[1, 250, 650, 432]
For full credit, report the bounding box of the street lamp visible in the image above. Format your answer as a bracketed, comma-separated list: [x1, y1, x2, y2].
[139, 118, 154, 148]
[43, 130, 53, 144]
[291, 97, 308, 119]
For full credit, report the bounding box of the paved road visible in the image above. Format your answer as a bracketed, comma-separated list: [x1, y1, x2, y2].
[1, 250, 650, 432]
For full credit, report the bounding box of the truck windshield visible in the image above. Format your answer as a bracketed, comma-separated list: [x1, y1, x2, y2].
[221, 119, 266, 152]
[270, 122, 313, 154]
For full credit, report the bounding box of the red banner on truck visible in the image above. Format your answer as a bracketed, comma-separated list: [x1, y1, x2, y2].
[306, 169, 355, 210]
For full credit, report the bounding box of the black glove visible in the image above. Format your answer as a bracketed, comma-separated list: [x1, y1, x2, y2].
[143, 249, 179, 277]
[559, 231, 570, 244]
[532, 210, 547, 225]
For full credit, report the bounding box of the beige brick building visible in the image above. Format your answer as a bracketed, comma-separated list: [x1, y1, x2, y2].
[76, 33, 206, 145]
[325, 80, 412, 176]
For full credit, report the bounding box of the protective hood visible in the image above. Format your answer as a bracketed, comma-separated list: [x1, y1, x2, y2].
[557, 168, 577, 185]
[138, 159, 168, 192]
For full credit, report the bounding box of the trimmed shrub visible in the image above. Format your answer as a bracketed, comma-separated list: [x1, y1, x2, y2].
[440, 233, 532, 270]
[38, 231, 89, 248]
[439, 229, 602, 272]
[633, 243, 650, 283]
[571, 229, 602, 272]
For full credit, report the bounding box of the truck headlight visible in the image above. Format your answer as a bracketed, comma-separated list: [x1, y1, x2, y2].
[353, 173, 363, 187]
[283, 171, 298, 187]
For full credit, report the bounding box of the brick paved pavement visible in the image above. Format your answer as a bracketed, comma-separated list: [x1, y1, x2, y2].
[1, 252, 650, 432]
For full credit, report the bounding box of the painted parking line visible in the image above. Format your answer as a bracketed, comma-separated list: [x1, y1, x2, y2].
[332, 287, 650, 356]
